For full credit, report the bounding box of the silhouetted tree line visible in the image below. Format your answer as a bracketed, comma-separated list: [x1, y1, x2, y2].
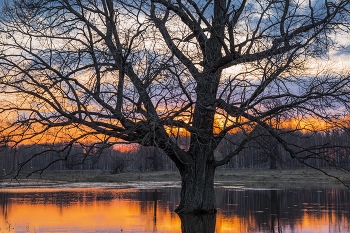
[218, 128, 350, 170]
[1, 128, 349, 175]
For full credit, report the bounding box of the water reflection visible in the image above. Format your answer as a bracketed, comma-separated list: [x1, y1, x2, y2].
[180, 213, 217, 233]
[0, 187, 349, 232]
[215, 188, 350, 233]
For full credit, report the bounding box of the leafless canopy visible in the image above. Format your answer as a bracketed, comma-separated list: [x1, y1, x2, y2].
[0, 0, 350, 212]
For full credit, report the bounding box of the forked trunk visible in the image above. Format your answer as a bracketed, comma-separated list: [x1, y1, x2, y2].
[175, 161, 216, 214]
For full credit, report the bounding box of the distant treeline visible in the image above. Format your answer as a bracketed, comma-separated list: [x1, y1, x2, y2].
[1, 129, 350, 174]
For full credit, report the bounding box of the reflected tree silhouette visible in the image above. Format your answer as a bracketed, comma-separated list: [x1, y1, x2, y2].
[0, 192, 9, 222]
[178, 213, 216, 233]
[0, 188, 350, 232]
[270, 190, 282, 233]
[153, 189, 158, 232]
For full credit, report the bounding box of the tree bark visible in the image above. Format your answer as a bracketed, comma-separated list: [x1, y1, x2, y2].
[179, 213, 216, 233]
[175, 158, 216, 214]
[269, 140, 279, 169]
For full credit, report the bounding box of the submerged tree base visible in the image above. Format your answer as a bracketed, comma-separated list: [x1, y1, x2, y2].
[175, 163, 217, 215]
[178, 213, 217, 233]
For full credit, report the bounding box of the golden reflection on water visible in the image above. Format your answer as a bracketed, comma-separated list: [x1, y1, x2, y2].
[3, 201, 180, 232]
[0, 188, 181, 233]
[0, 188, 349, 233]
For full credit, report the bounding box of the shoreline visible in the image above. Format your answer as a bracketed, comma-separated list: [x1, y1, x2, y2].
[1, 168, 349, 189]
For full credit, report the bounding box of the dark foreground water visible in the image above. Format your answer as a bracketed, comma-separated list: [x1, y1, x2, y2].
[0, 186, 349, 233]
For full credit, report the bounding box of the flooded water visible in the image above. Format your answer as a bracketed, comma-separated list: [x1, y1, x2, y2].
[0, 186, 349, 233]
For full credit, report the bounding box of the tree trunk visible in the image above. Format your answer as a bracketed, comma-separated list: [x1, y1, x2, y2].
[179, 213, 216, 233]
[175, 160, 216, 214]
[269, 143, 278, 170]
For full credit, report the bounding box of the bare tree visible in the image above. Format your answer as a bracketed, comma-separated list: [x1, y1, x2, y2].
[0, 0, 350, 214]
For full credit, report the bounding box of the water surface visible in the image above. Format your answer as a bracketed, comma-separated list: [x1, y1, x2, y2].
[0, 186, 349, 232]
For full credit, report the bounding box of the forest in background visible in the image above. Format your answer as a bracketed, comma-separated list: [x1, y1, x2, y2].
[1, 128, 349, 175]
